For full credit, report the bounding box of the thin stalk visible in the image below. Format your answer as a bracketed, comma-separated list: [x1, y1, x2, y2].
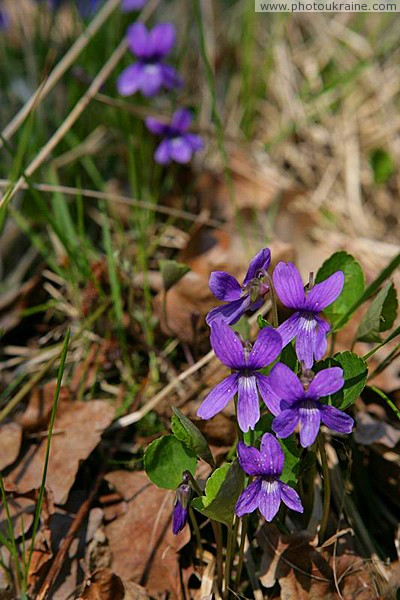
[24, 329, 70, 590]
[211, 521, 224, 596]
[189, 508, 203, 562]
[0, 475, 23, 594]
[234, 515, 248, 593]
[224, 520, 235, 599]
[265, 272, 278, 328]
[318, 435, 331, 544]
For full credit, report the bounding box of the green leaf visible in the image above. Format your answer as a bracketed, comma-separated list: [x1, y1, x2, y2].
[370, 148, 395, 184]
[315, 351, 367, 410]
[279, 343, 298, 372]
[257, 315, 271, 329]
[355, 282, 398, 343]
[315, 252, 365, 329]
[171, 407, 215, 467]
[333, 252, 400, 332]
[144, 435, 197, 490]
[279, 436, 301, 485]
[191, 461, 244, 526]
[159, 259, 190, 291]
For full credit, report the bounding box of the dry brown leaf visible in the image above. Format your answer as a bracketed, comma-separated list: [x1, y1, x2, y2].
[258, 524, 331, 595]
[6, 401, 114, 504]
[18, 382, 70, 433]
[0, 422, 22, 470]
[78, 568, 149, 600]
[0, 494, 35, 539]
[155, 227, 294, 342]
[258, 525, 381, 599]
[104, 471, 190, 599]
[354, 412, 400, 448]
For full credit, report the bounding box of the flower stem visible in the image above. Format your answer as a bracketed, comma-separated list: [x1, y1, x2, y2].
[224, 518, 238, 599]
[189, 507, 203, 561]
[211, 521, 224, 595]
[234, 515, 248, 593]
[184, 470, 203, 497]
[265, 272, 279, 328]
[318, 434, 331, 544]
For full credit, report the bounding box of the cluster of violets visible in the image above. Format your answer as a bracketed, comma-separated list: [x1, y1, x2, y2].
[173, 247, 354, 532]
[116, 14, 204, 165]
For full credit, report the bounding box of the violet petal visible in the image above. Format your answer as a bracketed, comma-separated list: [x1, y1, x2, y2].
[168, 137, 193, 163]
[260, 433, 284, 476]
[185, 133, 204, 151]
[122, 0, 146, 11]
[148, 23, 176, 58]
[210, 319, 245, 369]
[235, 479, 262, 517]
[197, 373, 239, 420]
[160, 64, 183, 90]
[304, 271, 345, 311]
[243, 247, 271, 286]
[117, 63, 144, 96]
[277, 312, 302, 347]
[273, 262, 305, 309]
[295, 314, 318, 369]
[237, 442, 269, 476]
[320, 404, 354, 434]
[206, 294, 252, 327]
[268, 363, 304, 404]
[307, 367, 344, 399]
[154, 140, 172, 165]
[126, 22, 149, 58]
[255, 372, 281, 416]
[298, 403, 321, 447]
[272, 408, 299, 439]
[145, 116, 167, 136]
[171, 108, 192, 132]
[172, 502, 188, 534]
[314, 316, 330, 362]
[140, 63, 164, 96]
[258, 479, 281, 522]
[209, 271, 242, 302]
[237, 375, 260, 432]
[279, 482, 303, 513]
[247, 327, 282, 370]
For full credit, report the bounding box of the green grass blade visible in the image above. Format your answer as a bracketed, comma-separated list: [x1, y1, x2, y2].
[334, 252, 400, 332]
[24, 328, 71, 591]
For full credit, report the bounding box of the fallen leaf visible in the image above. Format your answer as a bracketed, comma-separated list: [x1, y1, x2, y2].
[0, 494, 35, 539]
[354, 412, 400, 448]
[258, 524, 331, 594]
[0, 422, 22, 470]
[18, 381, 70, 433]
[258, 525, 381, 599]
[79, 568, 149, 600]
[155, 227, 294, 342]
[6, 401, 114, 504]
[104, 471, 190, 599]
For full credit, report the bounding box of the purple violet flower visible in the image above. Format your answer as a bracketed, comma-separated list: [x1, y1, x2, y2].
[273, 262, 344, 369]
[0, 5, 9, 29]
[117, 22, 182, 97]
[206, 248, 271, 326]
[269, 363, 354, 447]
[121, 0, 146, 11]
[197, 320, 282, 432]
[236, 433, 303, 522]
[145, 108, 204, 165]
[172, 474, 191, 535]
[35, 0, 101, 16]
